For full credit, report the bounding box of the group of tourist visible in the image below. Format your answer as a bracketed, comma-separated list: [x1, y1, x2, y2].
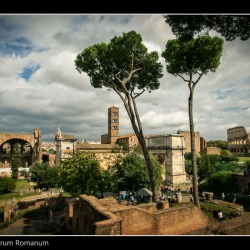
[117, 191, 136, 205]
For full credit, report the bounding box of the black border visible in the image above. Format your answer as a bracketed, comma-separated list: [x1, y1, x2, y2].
[1, 1, 250, 14]
[1, 235, 250, 249]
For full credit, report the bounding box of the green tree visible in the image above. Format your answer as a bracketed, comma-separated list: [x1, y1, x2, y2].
[0, 176, 16, 194]
[20, 169, 30, 180]
[218, 162, 241, 172]
[162, 36, 224, 208]
[58, 151, 104, 196]
[10, 158, 20, 180]
[112, 151, 163, 192]
[98, 168, 114, 197]
[220, 152, 239, 163]
[207, 140, 228, 150]
[29, 162, 58, 189]
[246, 161, 250, 169]
[197, 154, 220, 182]
[164, 15, 250, 41]
[199, 171, 240, 194]
[75, 30, 163, 202]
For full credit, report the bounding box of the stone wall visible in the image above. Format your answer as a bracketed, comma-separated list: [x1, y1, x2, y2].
[206, 147, 221, 155]
[177, 130, 200, 154]
[67, 195, 209, 235]
[71, 195, 121, 235]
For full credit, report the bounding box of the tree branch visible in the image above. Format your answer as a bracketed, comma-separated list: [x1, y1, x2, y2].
[177, 74, 189, 82]
[134, 89, 146, 98]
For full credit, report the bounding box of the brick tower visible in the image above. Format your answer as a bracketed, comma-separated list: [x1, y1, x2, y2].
[108, 106, 119, 144]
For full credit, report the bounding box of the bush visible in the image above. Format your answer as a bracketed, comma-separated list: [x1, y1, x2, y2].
[209, 172, 240, 194]
[0, 177, 16, 194]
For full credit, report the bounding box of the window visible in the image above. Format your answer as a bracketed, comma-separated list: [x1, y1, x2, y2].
[66, 147, 70, 150]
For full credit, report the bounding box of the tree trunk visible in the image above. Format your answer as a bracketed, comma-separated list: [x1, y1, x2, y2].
[137, 133, 158, 202]
[122, 97, 158, 203]
[188, 91, 200, 209]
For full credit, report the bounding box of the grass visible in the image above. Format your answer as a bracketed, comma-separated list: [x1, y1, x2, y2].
[0, 180, 38, 203]
[0, 191, 40, 203]
[15, 180, 32, 190]
[200, 201, 241, 220]
[237, 157, 250, 163]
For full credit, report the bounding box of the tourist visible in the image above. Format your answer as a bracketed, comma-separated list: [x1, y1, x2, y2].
[218, 210, 224, 222]
[222, 193, 225, 200]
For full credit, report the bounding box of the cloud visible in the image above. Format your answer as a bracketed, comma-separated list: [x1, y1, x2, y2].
[0, 14, 249, 143]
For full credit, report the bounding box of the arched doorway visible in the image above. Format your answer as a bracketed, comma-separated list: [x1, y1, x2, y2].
[0, 139, 33, 169]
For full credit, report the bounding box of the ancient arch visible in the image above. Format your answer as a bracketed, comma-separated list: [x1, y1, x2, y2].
[0, 128, 42, 168]
[146, 134, 189, 187]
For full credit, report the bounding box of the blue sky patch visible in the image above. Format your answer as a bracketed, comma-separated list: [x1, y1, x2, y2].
[20, 65, 40, 80]
[1, 37, 33, 57]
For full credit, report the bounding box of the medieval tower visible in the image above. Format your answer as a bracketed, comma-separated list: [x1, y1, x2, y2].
[107, 106, 119, 144]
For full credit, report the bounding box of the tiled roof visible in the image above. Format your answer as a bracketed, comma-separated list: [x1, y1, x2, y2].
[76, 143, 121, 150]
[117, 133, 136, 139]
[61, 134, 77, 140]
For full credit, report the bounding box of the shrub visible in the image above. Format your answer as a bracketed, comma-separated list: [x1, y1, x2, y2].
[0, 177, 16, 194]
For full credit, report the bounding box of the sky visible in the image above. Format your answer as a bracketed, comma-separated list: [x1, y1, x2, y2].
[0, 14, 249, 143]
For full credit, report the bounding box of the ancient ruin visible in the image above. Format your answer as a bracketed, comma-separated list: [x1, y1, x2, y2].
[227, 126, 250, 156]
[64, 194, 208, 235]
[0, 128, 42, 176]
[145, 134, 190, 187]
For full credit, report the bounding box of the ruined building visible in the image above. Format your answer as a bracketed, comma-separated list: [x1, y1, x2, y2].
[227, 126, 250, 157]
[64, 194, 209, 235]
[0, 128, 42, 176]
[177, 130, 221, 155]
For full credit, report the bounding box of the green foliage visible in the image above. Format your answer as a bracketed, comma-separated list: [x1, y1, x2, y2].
[10, 158, 20, 180]
[220, 154, 239, 163]
[164, 15, 250, 41]
[185, 160, 192, 175]
[162, 36, 224, 76]
[197, 154, 221, 182]
[200, 201, 240, 220]
[199, 171, 240, 194]
[75, 30, 163, 93]
[0, 176, 16, 194]
[217, 162, 243, 172]
[246, 161, 250, 168]
[184, 152, 192, 160]
[207, 140, 228, 150]
[220, 150, 231, 156]
[58, 151, 106, 196]
[29, 162, 58, 189]
[112, 152, 163, 192]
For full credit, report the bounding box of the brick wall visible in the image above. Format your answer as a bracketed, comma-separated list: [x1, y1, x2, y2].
[68, 195, 209, 235]
[206, 147, 221, 155]
[72, 195, 121, 235]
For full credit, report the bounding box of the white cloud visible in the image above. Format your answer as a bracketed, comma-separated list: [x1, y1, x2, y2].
[0, 14, 249, 142]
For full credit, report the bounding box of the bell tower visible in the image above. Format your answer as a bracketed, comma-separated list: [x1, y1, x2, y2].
[108, 106, 119, 144]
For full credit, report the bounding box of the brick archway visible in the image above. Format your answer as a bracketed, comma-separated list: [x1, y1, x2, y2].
[0, 128, 42, 169]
